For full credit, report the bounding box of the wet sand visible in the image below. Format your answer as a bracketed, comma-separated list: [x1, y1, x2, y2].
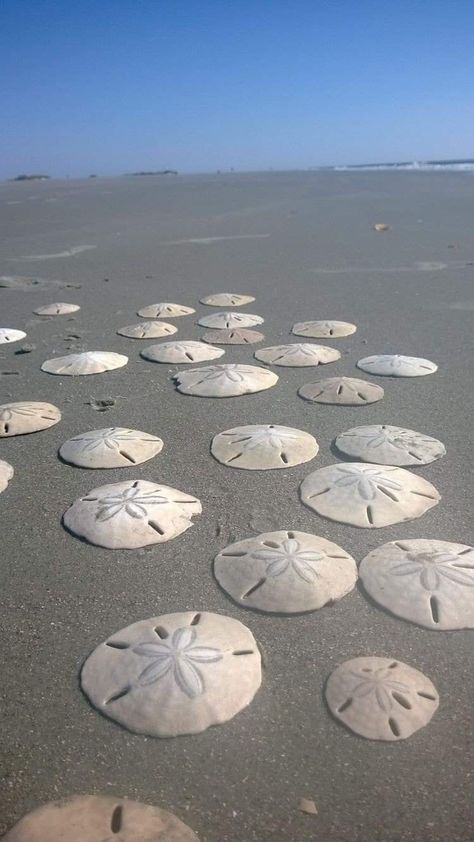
[0, 171, 473, 841]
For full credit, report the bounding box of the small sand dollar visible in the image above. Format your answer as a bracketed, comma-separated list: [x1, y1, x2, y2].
[325, 656, 439, 741]
[292, 320, 356, 338]
[41, 351, 128, 375]
[357, 355, 437, 377]
[117, 321, 177, 339]
[0, 402, 61, 436]
[0, 328, 26, 344]
[299, 376, 384, 405]
[200, 292, 256, 306]
[201, 328, 265, 345]
[2, 794, 198, 842]
[300, 463, 440, 528]
[141, 340, 224, 364]
[59, 427, 163, 468]
[81, 611, 261, 737]
[174, 363, 278, 397]
[137, 302, 195, 318]
[197, 311, 264, 329]
[211, 424, 318, 470]
[34, 302, 80, 315]
[64, 479, 201, 548]
[255, 344, 340, 367]
[0, 459, 14, 493]
[214, 530, 357, 613]
[335, 425, 446, 466]
[360, 539, 474, 630]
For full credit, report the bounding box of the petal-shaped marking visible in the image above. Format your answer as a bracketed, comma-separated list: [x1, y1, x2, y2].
[251, 549, 285, 562]
[375, 685, 393, 713]
[172, 626, 196, 650]
[282, 538, 299, 554]
[420, 566, 440, 591]
[366, 433, 388, 448]
[391, 562, 421, 576]
[296, 550, 325, 562]
[351, 681, 376, 698]
[358, 477, 377, 501]
[137, 656, 172, 686]
[133, 642, 170, 657]
[174, 658, 204, 698]
[186, 645, 223, 663]
[96, 503, 125, 521]
[125, 502, 148, 518]
[293, 558, 319, 583]
[266, 557, 290, 577]
[334, 474, 360, 487]
[438, 566, 474, 586]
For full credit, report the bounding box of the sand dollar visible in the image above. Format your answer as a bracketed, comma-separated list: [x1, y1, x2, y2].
[211, 424, 318, 470]
[117, 321, 177, 339]
[292, 320, 356, 338]
[63, 479, 201, 548]
[137, 302, 195, 318]
[141, 340, 224, 364]
[299, 376, 384, 405]
[174, 363, 278, 397]
[2, 794, 198, 841]
[34, 302, 80, 315]
[41, 351, 128, 375]
[335, 424, 446, 466]
[255, 344, 340, 367]
[197, 311, 264, 329]
[0, 459, 14, 493]
[300, 463, 440, 528]
[360, 539, 474, 630]
[214, 530, 357, 613]
[81, 611, 261, 737]
[0, 402, 61, 436]
[59, 427, 163, 468]
[200, 292, 256, 306]
[325, 656, 439, 741]
[201, 328, 265, 345]
[357, 355, 437, 377]
[0, 328, 26, 344]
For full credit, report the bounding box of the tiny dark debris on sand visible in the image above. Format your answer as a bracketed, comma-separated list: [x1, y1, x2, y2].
[88, 397, 116, 411]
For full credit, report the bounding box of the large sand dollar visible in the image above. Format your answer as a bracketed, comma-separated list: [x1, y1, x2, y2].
[174, 363, 278, 397]
[201, 327, 264, 345]
[197, 311, 264, 329]
[255, 343, 340, 367]
[357, 354, 437, 377]
[34, 302, 80, 315]
[299, 376, 384, 405]
[141, 340, 224, 364]
[300, 463, 440, 528]
[59, 427, 163, 468]
[325, 656, 439, 741]
[117, 321, 177, 339]
[211, 424, 318, 470]
[64, 479, 201, 548]
[81, 611, 261, 737]
[0, 459, 14, 493]
[360, 539, 474, 630]
[137, 302, 195, 318]
[200, 292, 256, 306]
[0, 328, 26, 344]
[0, 401, 61, 436]
[335, 424, 446, 466]
[41, 351, 128, 375]
[214, 530, 357, 613]
[2, 794, 198, 841]
[292, 320, 356, 338]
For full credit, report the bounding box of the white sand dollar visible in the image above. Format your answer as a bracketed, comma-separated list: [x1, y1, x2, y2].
[0, 459, 14, 493]
[211, 424, 318, 470]
[300, 463, 440, 528]
[174, 363, 278, 397]
[137, 302, 195, 318]
[2, 795, 198, 842]
[335, 425, 446, 466]
[0, 402, 61, 436]
[197, 311, 264, 329]
[299, 376, 384, 405]
[41, 351, 128, 375]
[141, 340, 224, 364]
[81, 611, 261, 737]
[360, 539, 474, 630]
[64, 479, 201, 548]
[357, 354, 437, 377]
[34, 302, 80, 315]
[200, 292, 256, 306]
[325, 656, 439, 741]
[292, 320, 356, 338]
[201, 327, 265, 345]
[214, 530, 357, 613]
[0, 328, 26, 344]
[117, 321, 177, 339]
[255, 343, 340, 367]
[59, 427, 163, 468]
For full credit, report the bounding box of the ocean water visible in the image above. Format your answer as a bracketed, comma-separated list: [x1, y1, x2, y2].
[333, 159, 474, 171]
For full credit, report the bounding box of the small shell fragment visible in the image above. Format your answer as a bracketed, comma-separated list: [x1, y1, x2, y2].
[0, 459, 14, 493]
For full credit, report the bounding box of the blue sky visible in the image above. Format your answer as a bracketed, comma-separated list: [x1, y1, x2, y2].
[1, 0, 473, 177]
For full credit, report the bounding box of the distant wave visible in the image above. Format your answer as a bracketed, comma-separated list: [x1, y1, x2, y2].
[332, 159, 474, 172]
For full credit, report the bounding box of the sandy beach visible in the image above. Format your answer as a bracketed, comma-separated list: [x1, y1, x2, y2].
[0, 170, 473, 841]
